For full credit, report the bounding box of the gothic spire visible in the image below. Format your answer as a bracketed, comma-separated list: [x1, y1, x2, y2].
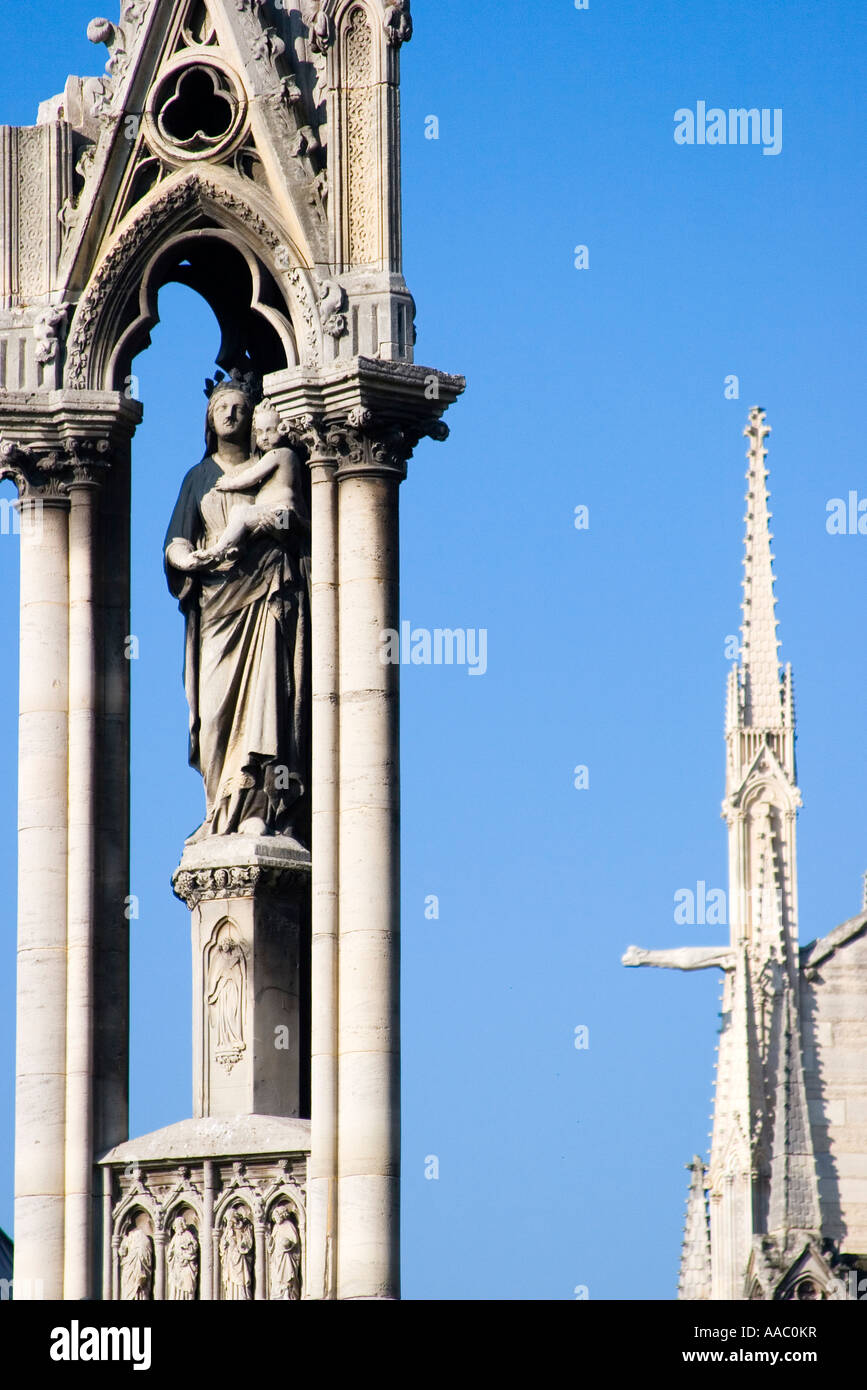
[740, 408, 785, 729]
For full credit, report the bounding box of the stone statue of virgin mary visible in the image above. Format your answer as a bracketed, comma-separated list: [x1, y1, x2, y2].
[164, 372, 311, 846]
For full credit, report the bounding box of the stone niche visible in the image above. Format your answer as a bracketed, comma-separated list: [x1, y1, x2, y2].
[101, 1116, 309, 1300]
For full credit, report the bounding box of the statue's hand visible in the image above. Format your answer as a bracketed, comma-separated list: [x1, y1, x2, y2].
[173, 547, 213, 573]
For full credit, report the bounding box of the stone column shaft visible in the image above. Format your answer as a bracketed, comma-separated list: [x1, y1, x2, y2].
[101, 1166, 112, 1301]
[336, 468, 401, 1301]
[64, 480, 99, 1299]
[254, 1222, 266, 1300]
[202, 1160, 215, 1300]
[14, 494, 70, 1299]
[307, 452, 340, 1299]
[93, 453, 131, 1162]
[154, 1230, 166, 1301]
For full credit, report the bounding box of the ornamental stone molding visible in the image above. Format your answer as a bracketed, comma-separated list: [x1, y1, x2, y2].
[173, 864, 300, 907]
[173, 837, 312, 913]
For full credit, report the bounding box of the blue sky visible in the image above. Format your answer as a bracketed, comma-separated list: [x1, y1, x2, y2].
[0, 0, 865, 1299]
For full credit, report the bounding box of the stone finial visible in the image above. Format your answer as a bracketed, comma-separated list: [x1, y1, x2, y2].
[86, 17, 116, 46]
[384, 1, 413, 46]
[309, 8, 332, 54]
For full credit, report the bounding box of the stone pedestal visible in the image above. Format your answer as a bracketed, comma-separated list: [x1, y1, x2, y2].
[173, 836, 311, 1121]
[100, 1116, 310, 1301]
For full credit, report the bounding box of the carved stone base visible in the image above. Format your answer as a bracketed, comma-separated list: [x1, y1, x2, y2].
[100, 1116, 309, 1301]
[173, 836, 311, 1120]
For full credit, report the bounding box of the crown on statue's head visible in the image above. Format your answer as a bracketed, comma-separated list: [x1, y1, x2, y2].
[203, 367, 262, 404]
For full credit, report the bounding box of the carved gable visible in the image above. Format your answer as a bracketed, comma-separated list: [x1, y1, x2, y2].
[57, 0, 330, 286]
[1, 0, 418, 397]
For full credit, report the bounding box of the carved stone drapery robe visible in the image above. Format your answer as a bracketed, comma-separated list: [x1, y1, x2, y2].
[167, 1225, 199, 1300]
[207, 938, 246, 1065]
[164, 455, 311, 840]
[119, 1227, 154, 1301]
[220, 1217, 253, 1300]
[268, 1215, 301, 1300]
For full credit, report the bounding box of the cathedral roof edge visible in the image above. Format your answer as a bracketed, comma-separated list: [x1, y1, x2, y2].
[800, 910, 867, 973]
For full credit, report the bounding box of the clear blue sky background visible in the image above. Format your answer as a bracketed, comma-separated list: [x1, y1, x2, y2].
[0, 0, 865, 1300]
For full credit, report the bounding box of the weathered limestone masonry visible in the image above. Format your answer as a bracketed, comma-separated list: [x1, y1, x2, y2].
[1, 0, 463, 1301]
[624, 410, 867, 1301]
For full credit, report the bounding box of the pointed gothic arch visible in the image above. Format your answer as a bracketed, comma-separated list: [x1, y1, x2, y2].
[736, 770, 801, 820]
[64, 169, 323, 392]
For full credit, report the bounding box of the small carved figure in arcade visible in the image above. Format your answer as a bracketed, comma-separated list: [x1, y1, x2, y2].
[119, 1213, 154, 1301]
[167, 1213, 200, 1300]
[220, 1207, 254, 1300]
[268, 1203, 302, 1299]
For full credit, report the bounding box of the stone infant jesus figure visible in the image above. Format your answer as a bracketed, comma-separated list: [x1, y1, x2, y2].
[195, 402, 302, 563]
